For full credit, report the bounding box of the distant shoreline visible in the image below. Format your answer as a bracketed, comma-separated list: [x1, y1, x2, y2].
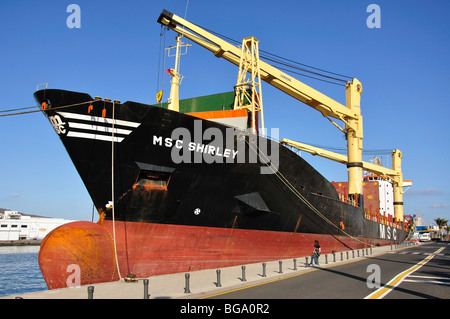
[0, 240, 42, 247]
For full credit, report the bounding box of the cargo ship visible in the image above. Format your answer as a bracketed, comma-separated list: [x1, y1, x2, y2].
[34, 10, 411, 290]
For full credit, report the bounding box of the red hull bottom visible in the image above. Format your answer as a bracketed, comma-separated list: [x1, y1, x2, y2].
[39, 220, 396, 289]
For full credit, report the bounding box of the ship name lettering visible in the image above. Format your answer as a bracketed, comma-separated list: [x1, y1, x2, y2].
[153, 135, 163, 145]
[153, 135, 238, 160]
[175, 139, 183, 149]
[379, 224, 385, 239]
[151, 120, 280, 174]
[379, 224, 396, 240]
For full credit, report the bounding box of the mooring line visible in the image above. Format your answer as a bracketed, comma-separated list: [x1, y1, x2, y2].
[110, 100, 123, 280]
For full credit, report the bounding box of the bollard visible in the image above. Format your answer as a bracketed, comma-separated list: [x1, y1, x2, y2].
[370, 247, 372, 254]
[143, 279, 149, 299]
[293, 258, 297, 270]
[352, 250, 355, 258]
[332, 252, 336, 262]
[279, 260, 283, 274]
[262, 263, 267, 277]
[346, 251, 349, 260]
[241, 266, 246, 282]
[87, 286, 94, 299]
[216, 269, 222, 287]
[362, 249, 365, 257]
[366, 248, 368, 255]
[340, 252, 343, 261]
[325, 254, 328, 264]
[184, 273, 191, 293]
[357, 250, 360, 257]
[305, 256, 309, 267]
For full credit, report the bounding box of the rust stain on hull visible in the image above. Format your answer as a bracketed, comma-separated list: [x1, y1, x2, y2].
[38, 221, 118, 289]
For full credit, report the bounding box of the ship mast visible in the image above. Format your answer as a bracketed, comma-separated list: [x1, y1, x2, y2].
[233, 37, 264, 135]
[166, 35, 190, 112]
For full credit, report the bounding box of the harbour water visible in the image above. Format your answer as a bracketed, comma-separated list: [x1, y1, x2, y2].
[0, 245, 47, 297]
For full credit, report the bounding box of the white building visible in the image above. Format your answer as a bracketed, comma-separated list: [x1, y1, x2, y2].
[0, 210, 76, 241]
[378, 178, 394, 218]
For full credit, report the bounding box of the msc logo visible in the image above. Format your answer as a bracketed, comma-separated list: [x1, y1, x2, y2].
[49, 115, 67, 135]
[379, 224, 397, 240]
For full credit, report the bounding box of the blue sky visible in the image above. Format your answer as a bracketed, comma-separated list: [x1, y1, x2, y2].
[0, 0, 449, 226]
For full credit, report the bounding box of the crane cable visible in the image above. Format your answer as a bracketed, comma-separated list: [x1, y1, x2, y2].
[287, 140, 393, 156]
[244, 135, 375, 248]
[198, 26, 354, 86]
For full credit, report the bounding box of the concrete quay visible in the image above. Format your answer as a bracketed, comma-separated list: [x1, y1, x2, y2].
[0, 239, 42, 246]
[2, 242, 420, 299]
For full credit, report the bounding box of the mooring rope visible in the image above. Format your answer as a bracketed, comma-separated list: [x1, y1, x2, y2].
[110, 100, 123, 280]
[0, 100, 97, 117]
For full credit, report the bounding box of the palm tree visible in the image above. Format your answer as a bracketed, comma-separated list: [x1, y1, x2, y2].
[434, 218, 448, 240]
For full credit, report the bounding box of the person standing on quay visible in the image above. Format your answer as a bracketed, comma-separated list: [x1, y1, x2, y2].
[309, 240, 321, 267]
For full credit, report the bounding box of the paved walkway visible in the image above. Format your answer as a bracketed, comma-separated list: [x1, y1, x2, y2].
[2, 242, 420, 299]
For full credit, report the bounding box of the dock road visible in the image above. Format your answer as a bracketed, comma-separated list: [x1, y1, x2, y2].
[2, 242, 448, 300]
[204, 241, 450, 299]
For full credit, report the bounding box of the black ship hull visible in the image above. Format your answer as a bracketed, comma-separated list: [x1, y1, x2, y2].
[34, 89, 409, 289]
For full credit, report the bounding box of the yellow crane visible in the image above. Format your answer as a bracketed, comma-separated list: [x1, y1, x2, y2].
[415, 212, 431, 230]
[280, 139, 405, 221]
[157, 9, 405, 221]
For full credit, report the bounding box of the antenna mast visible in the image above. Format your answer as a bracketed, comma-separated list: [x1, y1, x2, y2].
[166, 35, 191, 111]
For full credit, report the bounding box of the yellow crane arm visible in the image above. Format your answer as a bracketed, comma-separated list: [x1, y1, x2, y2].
[157, 10, 359, 126]
[280, 138, 400, 177]
[416, 212, 430, 229]
[281, 138, 406, 221]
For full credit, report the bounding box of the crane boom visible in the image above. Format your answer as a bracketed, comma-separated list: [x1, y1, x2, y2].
[280, 138, 400, 176]
[157, 10, 359, 124]
[157, 9, 404, 221]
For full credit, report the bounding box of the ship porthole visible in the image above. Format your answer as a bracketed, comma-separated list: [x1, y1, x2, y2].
[194, 208, 201, 215]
